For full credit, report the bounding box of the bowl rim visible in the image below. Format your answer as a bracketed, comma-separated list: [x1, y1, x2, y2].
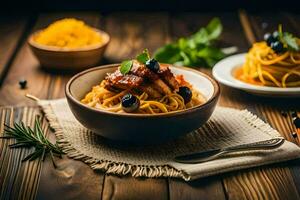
[65, 64, 220, 118]
[28, 28, 110, 52]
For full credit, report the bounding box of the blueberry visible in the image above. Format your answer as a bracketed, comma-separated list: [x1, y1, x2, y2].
[145, 59, 160, 72]
[264, 33, 276, 46]
[121, 93, 140, 113]
[177, 86, 192, 104]
[271, 41, 284, 53]
[19, 79, 27, 89]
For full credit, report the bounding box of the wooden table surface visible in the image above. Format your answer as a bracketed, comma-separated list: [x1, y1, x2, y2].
[0, 10, 300, 200]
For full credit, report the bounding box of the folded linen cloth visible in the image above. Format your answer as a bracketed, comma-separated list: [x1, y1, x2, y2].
[38, 99, 300, 181]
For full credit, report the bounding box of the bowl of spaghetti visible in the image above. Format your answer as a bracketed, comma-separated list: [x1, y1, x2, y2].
[213, 27, 300, 97]
[65, 61, 219, 144]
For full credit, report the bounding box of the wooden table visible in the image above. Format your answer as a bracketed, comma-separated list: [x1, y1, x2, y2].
[0, 10, 300, 200]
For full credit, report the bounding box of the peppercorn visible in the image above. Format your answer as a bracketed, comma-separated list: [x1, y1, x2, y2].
[19, 79, 27, 89]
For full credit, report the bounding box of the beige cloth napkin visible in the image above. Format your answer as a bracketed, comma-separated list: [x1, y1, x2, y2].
[39, 99, 300, 181]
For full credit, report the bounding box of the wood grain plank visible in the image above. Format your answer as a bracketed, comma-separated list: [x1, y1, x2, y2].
[33, 12, 105, 200]
[290, 159, 300, 198]
[0, 107, 13, 199]
[104, 12, 170, 62]
[238, 10, 256, 45]
[224, 166, 300, 200]
[0, 16, 51, 106]
[169, 177, 226, 200]
[0, 107, 47, 200]
[100, 12, 170, 200]
[36, 152, 104, 200]
[102, 176, 169, 200]
[0, 15, 28, 84]
[284, 12, 300, 36]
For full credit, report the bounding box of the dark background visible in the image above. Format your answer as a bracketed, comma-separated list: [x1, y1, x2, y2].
[2, 0, 300, 13]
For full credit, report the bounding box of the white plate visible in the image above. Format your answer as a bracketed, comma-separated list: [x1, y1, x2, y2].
[212, 53, 300, 97]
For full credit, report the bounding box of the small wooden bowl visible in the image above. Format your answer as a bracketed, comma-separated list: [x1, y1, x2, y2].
[65, 64, 220, 144]
[28, 29, 110, 70]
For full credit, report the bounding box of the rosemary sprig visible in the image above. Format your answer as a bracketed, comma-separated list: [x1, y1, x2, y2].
[0, 116, 64, 168]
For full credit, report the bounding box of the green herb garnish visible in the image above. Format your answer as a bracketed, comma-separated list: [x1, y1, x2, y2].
[154, 18, 229, 68]
[136, 49, 150, 64]
[120, 60, 133, 75]
[282, 32, 299, 51]
[278, 24, 299, 51]
[1, 116, 64, 167]
[120, 49, 152, 75]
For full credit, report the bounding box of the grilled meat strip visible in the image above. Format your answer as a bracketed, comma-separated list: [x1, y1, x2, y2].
[105, 69, 162, 98]
[158, 65, 180, 90]
[104, 61, 180, 98]
[105, 70, 143, 90]
[139, 85, 162, 98]
[131, 61, 172, 94]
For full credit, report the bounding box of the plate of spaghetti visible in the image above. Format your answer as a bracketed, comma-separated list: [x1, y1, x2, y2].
[65, 50, 219, 143]
[213, 27, 300, 97]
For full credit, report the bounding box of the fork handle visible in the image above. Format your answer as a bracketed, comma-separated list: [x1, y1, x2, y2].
[223, 138, 284, 152]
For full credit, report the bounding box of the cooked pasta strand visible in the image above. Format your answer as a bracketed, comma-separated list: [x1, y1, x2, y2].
[81, 81, 205, 114]
[236, 42, 300, 87]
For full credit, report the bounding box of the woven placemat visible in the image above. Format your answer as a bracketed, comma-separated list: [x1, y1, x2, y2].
[38, 99, 300, 181]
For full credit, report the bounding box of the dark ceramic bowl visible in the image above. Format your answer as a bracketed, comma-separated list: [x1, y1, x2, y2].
[65, 64, 220, 144]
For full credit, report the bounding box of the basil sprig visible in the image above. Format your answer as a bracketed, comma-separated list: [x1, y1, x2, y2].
[278, 25, 299, 52]
[153, 18, 226, 68]
[120, 60, 133, 75]
[136, 49, 150, 64]
[119, 49, 151, 75]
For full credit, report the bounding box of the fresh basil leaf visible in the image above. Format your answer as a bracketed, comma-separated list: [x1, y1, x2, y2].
[136, 49, 150, 64]
[180, 51, 191, 66]
[206, 17, 222, 40]
[197, 47, 225, 60]
[120, 60, 133, 75]
[283, 32, 299, 51]
[178, 38, 190, 50]
[192, 29, 210, 45]
[154, 44, 182, 64]
[192, 18, 222, 45]
[153, 17, 224, 68]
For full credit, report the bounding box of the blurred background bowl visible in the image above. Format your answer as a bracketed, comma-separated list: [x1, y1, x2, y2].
[28, 29, 110, 71]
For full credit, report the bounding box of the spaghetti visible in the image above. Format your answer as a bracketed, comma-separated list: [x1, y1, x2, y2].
[235, 42, 300, 87]
[81, 80, 205, 114]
